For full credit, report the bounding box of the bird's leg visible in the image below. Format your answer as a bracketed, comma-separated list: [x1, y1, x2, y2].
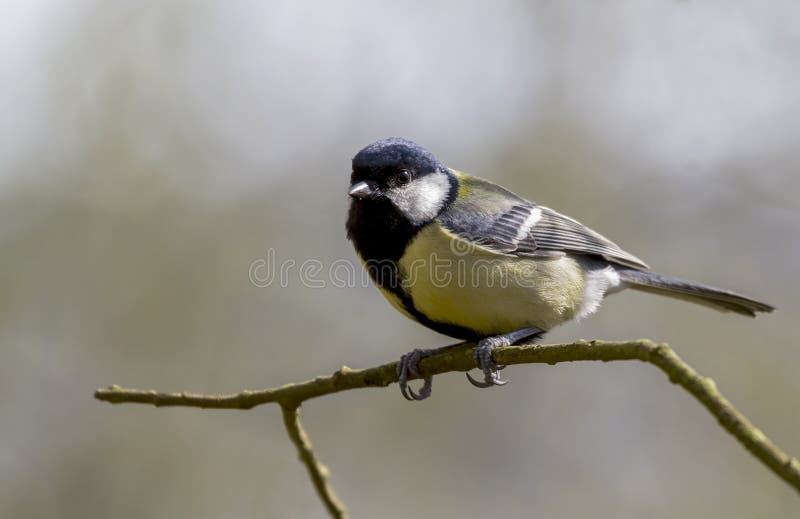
[466, 327, 544, 389]
[397, 343, 467, 401]
[397, 348, 435, 401]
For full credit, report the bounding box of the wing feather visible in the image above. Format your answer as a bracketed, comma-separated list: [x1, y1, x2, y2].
[439, 173, 649, 269]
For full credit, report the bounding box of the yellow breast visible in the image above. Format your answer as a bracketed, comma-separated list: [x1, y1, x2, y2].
[396, 221, 587, 336]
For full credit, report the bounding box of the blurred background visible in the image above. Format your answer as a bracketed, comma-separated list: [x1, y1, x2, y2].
[2, 1, 799, 517]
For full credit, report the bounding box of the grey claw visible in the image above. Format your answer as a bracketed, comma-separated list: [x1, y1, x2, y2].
[407, 377, 433, 400]
[466, 371, 495, 388]
[397, 348, 435, 401]
[467, 337, 511, 389]
[465, 327, 544, 391]
[465, 369, 508, 388]
[397, 362, 416, 401]
[400, 380, 414, 401]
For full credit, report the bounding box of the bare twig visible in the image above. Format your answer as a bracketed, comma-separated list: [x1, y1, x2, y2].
[95, 339, 800, 517]
[280, 403, 348, 519]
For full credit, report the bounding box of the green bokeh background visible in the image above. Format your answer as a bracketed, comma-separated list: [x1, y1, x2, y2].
[2, 2, 799, 517]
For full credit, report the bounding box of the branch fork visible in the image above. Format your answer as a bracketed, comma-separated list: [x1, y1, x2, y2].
[95, 340, 800, 518]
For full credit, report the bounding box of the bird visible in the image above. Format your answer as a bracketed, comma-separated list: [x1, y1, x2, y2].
[345, 137, 774, 401]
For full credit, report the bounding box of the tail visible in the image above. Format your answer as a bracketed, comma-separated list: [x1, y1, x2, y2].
[615, 267, 775, 317]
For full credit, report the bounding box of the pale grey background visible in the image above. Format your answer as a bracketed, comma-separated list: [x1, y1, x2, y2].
[2, 1, 799, 517]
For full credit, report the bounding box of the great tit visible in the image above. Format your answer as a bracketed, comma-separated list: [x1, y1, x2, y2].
[346, 137, 774, 401]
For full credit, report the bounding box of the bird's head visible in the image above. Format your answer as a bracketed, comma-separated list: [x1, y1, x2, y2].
[349, 138, 456, 226]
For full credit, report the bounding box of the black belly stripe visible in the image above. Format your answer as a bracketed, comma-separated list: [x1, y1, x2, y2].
[399, 294, 482, 341]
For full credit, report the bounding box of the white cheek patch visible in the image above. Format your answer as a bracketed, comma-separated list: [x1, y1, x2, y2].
[387, 171, 451, 225]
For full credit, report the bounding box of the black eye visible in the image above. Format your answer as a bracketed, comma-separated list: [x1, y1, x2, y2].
[397, 169, 412, 185]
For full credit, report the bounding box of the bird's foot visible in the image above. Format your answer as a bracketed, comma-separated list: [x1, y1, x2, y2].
[466, 327, 545, 389]
[466, 336, 511, 388]
[397, 348, 437, 401]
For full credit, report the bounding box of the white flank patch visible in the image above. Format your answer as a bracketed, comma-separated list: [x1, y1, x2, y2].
[577, 265, 621, 320]
[514, 207, 542, 243]
[388, 170, 451, 225]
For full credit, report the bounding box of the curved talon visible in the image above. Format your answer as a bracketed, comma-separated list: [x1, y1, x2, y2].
[399, 380, 414, 401]
[467, 328, 544, 391]
[467, 336, 513, 389]
[407, 377, 433, 400]
[396, 348, 436, 401]
[465, 370, 509, 388]
[397, 356, 412, 401]
[466, 372, 495, 388]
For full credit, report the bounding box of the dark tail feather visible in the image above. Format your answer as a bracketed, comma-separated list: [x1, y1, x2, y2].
[615, 267, 775, 317]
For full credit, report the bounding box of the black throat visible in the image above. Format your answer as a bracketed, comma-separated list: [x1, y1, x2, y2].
[345, 170, 458, 286]
[346, 171, 485, 341]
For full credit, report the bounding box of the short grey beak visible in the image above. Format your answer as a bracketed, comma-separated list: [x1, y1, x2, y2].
[348, 181, 375, 199]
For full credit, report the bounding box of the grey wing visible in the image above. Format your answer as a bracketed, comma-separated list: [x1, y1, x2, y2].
[530, 206, 649, 269]
[441, 198, 649, 270]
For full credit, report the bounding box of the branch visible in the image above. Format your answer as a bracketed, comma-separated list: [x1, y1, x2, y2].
[280, 403, 348, 519]
[95, 339, 800, 516]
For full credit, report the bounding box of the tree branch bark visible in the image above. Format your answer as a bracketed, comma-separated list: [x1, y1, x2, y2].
[280, 403, 348, 519]
[95, 339, 800, 517]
